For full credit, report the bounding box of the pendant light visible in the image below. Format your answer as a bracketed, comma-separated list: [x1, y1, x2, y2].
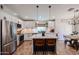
[35, 5, 39, 27]
[48, 5, 55, 32]
[49, 5, 51, 20]
[36, 5, 39, 20]
[73, 9, 79, 34]
[68, 8, 79, 34]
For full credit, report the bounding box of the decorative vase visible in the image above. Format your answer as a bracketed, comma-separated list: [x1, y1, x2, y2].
[42, 32, 45, 36]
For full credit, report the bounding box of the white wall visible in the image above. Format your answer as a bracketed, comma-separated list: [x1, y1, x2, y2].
[55, 19, 72, 40]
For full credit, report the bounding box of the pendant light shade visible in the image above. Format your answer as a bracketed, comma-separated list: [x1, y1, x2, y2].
[49, 5, 51, 8]
[36, 5, 39, 8]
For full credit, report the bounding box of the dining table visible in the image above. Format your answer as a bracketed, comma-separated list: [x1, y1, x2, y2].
[64, 34, 79, 51]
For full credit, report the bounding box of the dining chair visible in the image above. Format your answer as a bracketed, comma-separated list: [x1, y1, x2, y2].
[72, 39, 79, 51]
[64, 36, 72, 47]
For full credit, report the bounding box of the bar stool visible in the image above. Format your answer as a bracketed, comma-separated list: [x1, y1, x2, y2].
[34, 39, 45, 54]
[46, 39, 56, 54]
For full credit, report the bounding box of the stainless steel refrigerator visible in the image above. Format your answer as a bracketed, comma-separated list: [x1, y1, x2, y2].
[0, 20, 17, 55]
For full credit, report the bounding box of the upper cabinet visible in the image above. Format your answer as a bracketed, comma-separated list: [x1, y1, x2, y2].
[48, 21, 55, 29]
[22, 21, 35, 28]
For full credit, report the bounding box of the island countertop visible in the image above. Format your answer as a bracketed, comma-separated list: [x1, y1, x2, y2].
[30, 33, 58, 39]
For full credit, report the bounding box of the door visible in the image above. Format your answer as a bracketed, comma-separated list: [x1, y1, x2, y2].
[2, 41, 16, 55]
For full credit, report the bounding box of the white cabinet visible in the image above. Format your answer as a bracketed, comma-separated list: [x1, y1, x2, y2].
[22, 21, 35, 28]
[48, 21, 55, 29]
[24, 34, 32, 40]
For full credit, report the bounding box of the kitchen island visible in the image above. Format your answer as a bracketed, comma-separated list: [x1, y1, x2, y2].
[30, 33, 58, 54]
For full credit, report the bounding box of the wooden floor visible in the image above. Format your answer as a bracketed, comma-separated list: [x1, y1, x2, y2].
[13, 40, 79, 55]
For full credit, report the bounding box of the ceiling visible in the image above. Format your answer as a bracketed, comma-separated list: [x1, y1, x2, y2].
[4, 4, 79, 20]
